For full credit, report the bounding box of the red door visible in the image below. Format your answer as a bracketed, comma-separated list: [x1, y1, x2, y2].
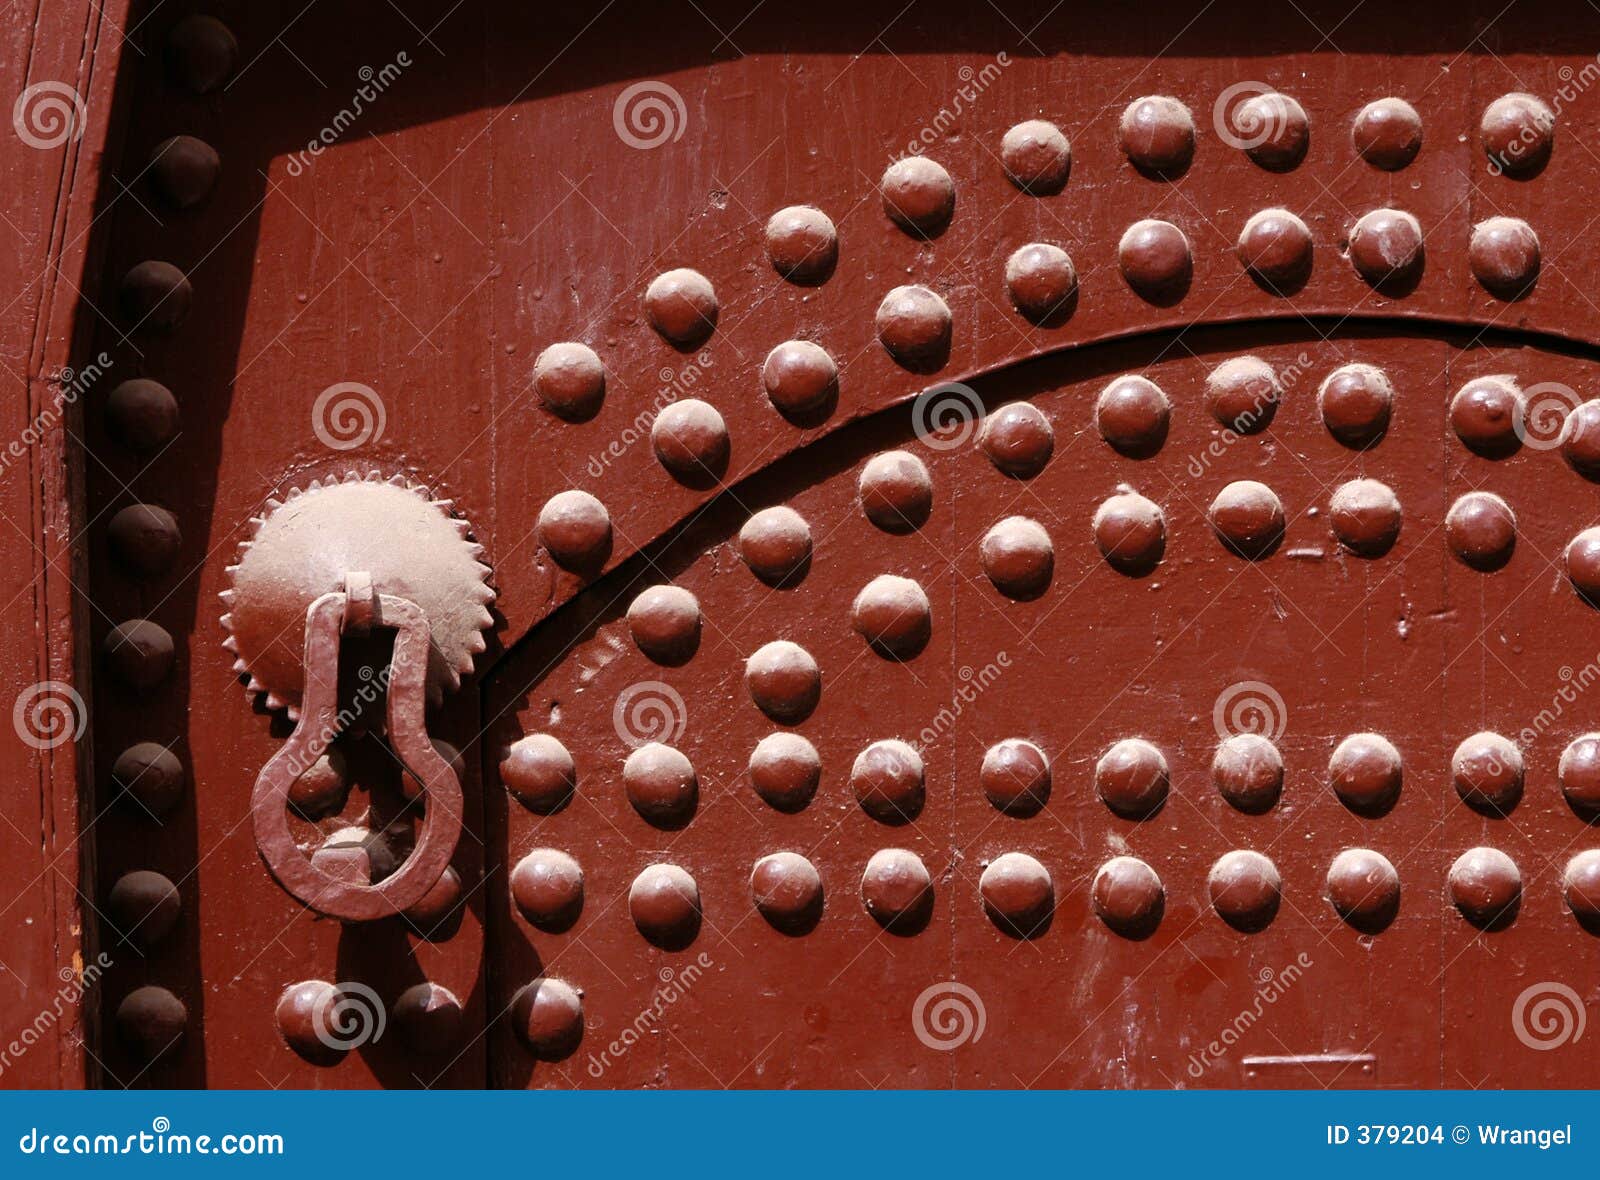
[59, 0, 1600, 1088]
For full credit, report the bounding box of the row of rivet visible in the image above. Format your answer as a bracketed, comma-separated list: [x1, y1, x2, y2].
[102, 13, 239, 1068]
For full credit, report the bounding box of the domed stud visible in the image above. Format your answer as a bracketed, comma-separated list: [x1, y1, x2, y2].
[533, 342, 605, 422]
[106, 870, 181, 949]
[119, 261, 192, 334]
[980, 738, 1051, 816]
[1093, 491, 1166, 576]
[1352, 97, 1422, 170]
[860, 848, 933, 933]
[748, 732, 821, 812]
[107, 503, 182, 578]
[1318, 364, 1393, 448]
[1119, 95, 1195, 177]
[115, 985, 186, 1062]
[289, 751, 346, 820]
[1212, 732, 1284, 814]
[880, 157, 955, 237]
[1237, 208, 1313, 293]
[1001, 119, 1071, 193]
[1445, 491, 1516, 571]
[511, 848, 584, 932]
[644, 268, 717, 346]
[537, 489, 611, 571]
[1452, 731, 1523, 815]
[875, 285, 951, 372]
[629, 863, 701, 949]
[1326, 848, 1401, 933]
[979, 852, 1053, 938]
[1118, 219, 1192, 305]
[622, 742, 698, 827]
[745, 640, 821, 723]
[1449, 847, 1521, 928]
[1208, 480, 1285, 559]
[1480, 92, 1555, 176]
[626, 584, 701, 665]
[851, 574, 932, 659]
[148, 135, 220, 209]
[1095, 375, 1170, 458]
[1328, 478, 1401, 557]
[1564, 527, 1600, 605]
[1004, 243, 1077, 325]
[737, 506, 812, 584]
[1329, 732, 1403, 816]
[1205, 356, 1280, 434]
[1562, 850, 1600, 927]
[501, 733, 576, 814]
[851, 739, 925, 824]
[1469, 217, 1540, 299]
[762, 340, 838, 423]
[764, 205, 837, 283]
[103, 618, 174, 689]
[979, 402, 1053, 477]
[273, 980, 345, 1065]
[651, 398, 729, 487]
[1231, 91, 1309, 170]
[1092, 855, 1165, 939]
[980, 515, 1054, 600]
[1208, 850, 1281, 932]
[751, 851, 824, 934]
[105, 378, 179, 453]
[392, 982, 464, 1056]
[511, 976, 584, 1060]
[858, 450, 933, 533]
[1560, 734, 1600, 818]
[111, 741, 185, 817]
[310, 825, 398, 886]
[165, 14, 238, 94]
[1449, 375, 1524, 457]
[1347, 208, 1423, 292]
[402, 866, 465, 936]
[1095, 737, 1169, 819]
[1560, 401, 1600, 480]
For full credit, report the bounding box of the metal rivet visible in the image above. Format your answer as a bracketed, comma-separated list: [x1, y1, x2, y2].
[402, 865, 464, 934]
[1092, 856, 1164, 938]
[1326, 848, 1400, 932]
[105, 378, 180, 452]
[393, 982, 464, 1056]
[644, 268, 717, 346]
[881, 157, 955, 236]
[1119, 95, 1194, 177]
[1212, 733, 1284, 813]
[979, 403, 1053, 477]
[103, 618, 175, 689]
[1452, 731, 1524, 814]
[1118, 219, 1191, 304]
[1001, 120, 1071, 194]
[1235, 92, 1308, 170]
[165, 14, 238, 95]
[116, 985, 187, 1062]
[533, 342, 605, 422]
[1205, 356, 1280, 433]
[500, 733, 576, 814]
[1095, 375, 1170, 457]
[1093, 491, 1165, 576]
[1352, 97, 1422, 170]
[1095, 738, 1169, 819]
[765, 205, 837, 283]
[1329, 478, 1401, 557]
[851, 574, 931, 659]
[106, 870, 181, 949]
[1565, 527, 1600, 603]
[1559, 735, 1600, 818]
[1004, 243, 1077, 324]
[1208, 480, 1284, 559]
[1560, 401, 1600, 479]
[630, 863, 701, 949]
[119, 261, 192, 333]
[875, 285, 951, 371]
[860, 848, 933, 932]
[851, 739, 925, 824]
[289, 750, 349, 819]
[1208, 850, 1282, 932]
[737, 506, 811, 584]
[112, 741, 185, 816]
[1562, 850, 1600, 925]
[148, 135, 220, 209]
[511, 848, 584, 931]
[511, 976, 584, 1060]
[1329, 732, 1403, 815]
[762, 340, 838, 422]
[980, 515, 1053, 599]
[627, 585, 701, 665]
[751, 851, 823, 933]
[748, 732, 821, 812]
[536, 490, 611, 571]
[1480, 93, 1554, 175]
[1237, 208, 1312, 292]
[1348, 208, 1423, 290]
[1469, 217, 1540, 298]
[1445, 491, 1516, 571]
[980, 852, 1053, 938]
[1318, 364, 1393, 448]
[622, 742, 698, 827]
[979, 739, 1050, 816]
[745, 639, 820, 723]
[651, 398, 729, 486]
[108, 503, 181, 578]
[1448, 847, 1521, 928]
[858, 450, 932, 533]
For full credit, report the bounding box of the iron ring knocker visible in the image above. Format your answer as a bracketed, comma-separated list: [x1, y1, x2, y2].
[250, 576, 463, 922]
